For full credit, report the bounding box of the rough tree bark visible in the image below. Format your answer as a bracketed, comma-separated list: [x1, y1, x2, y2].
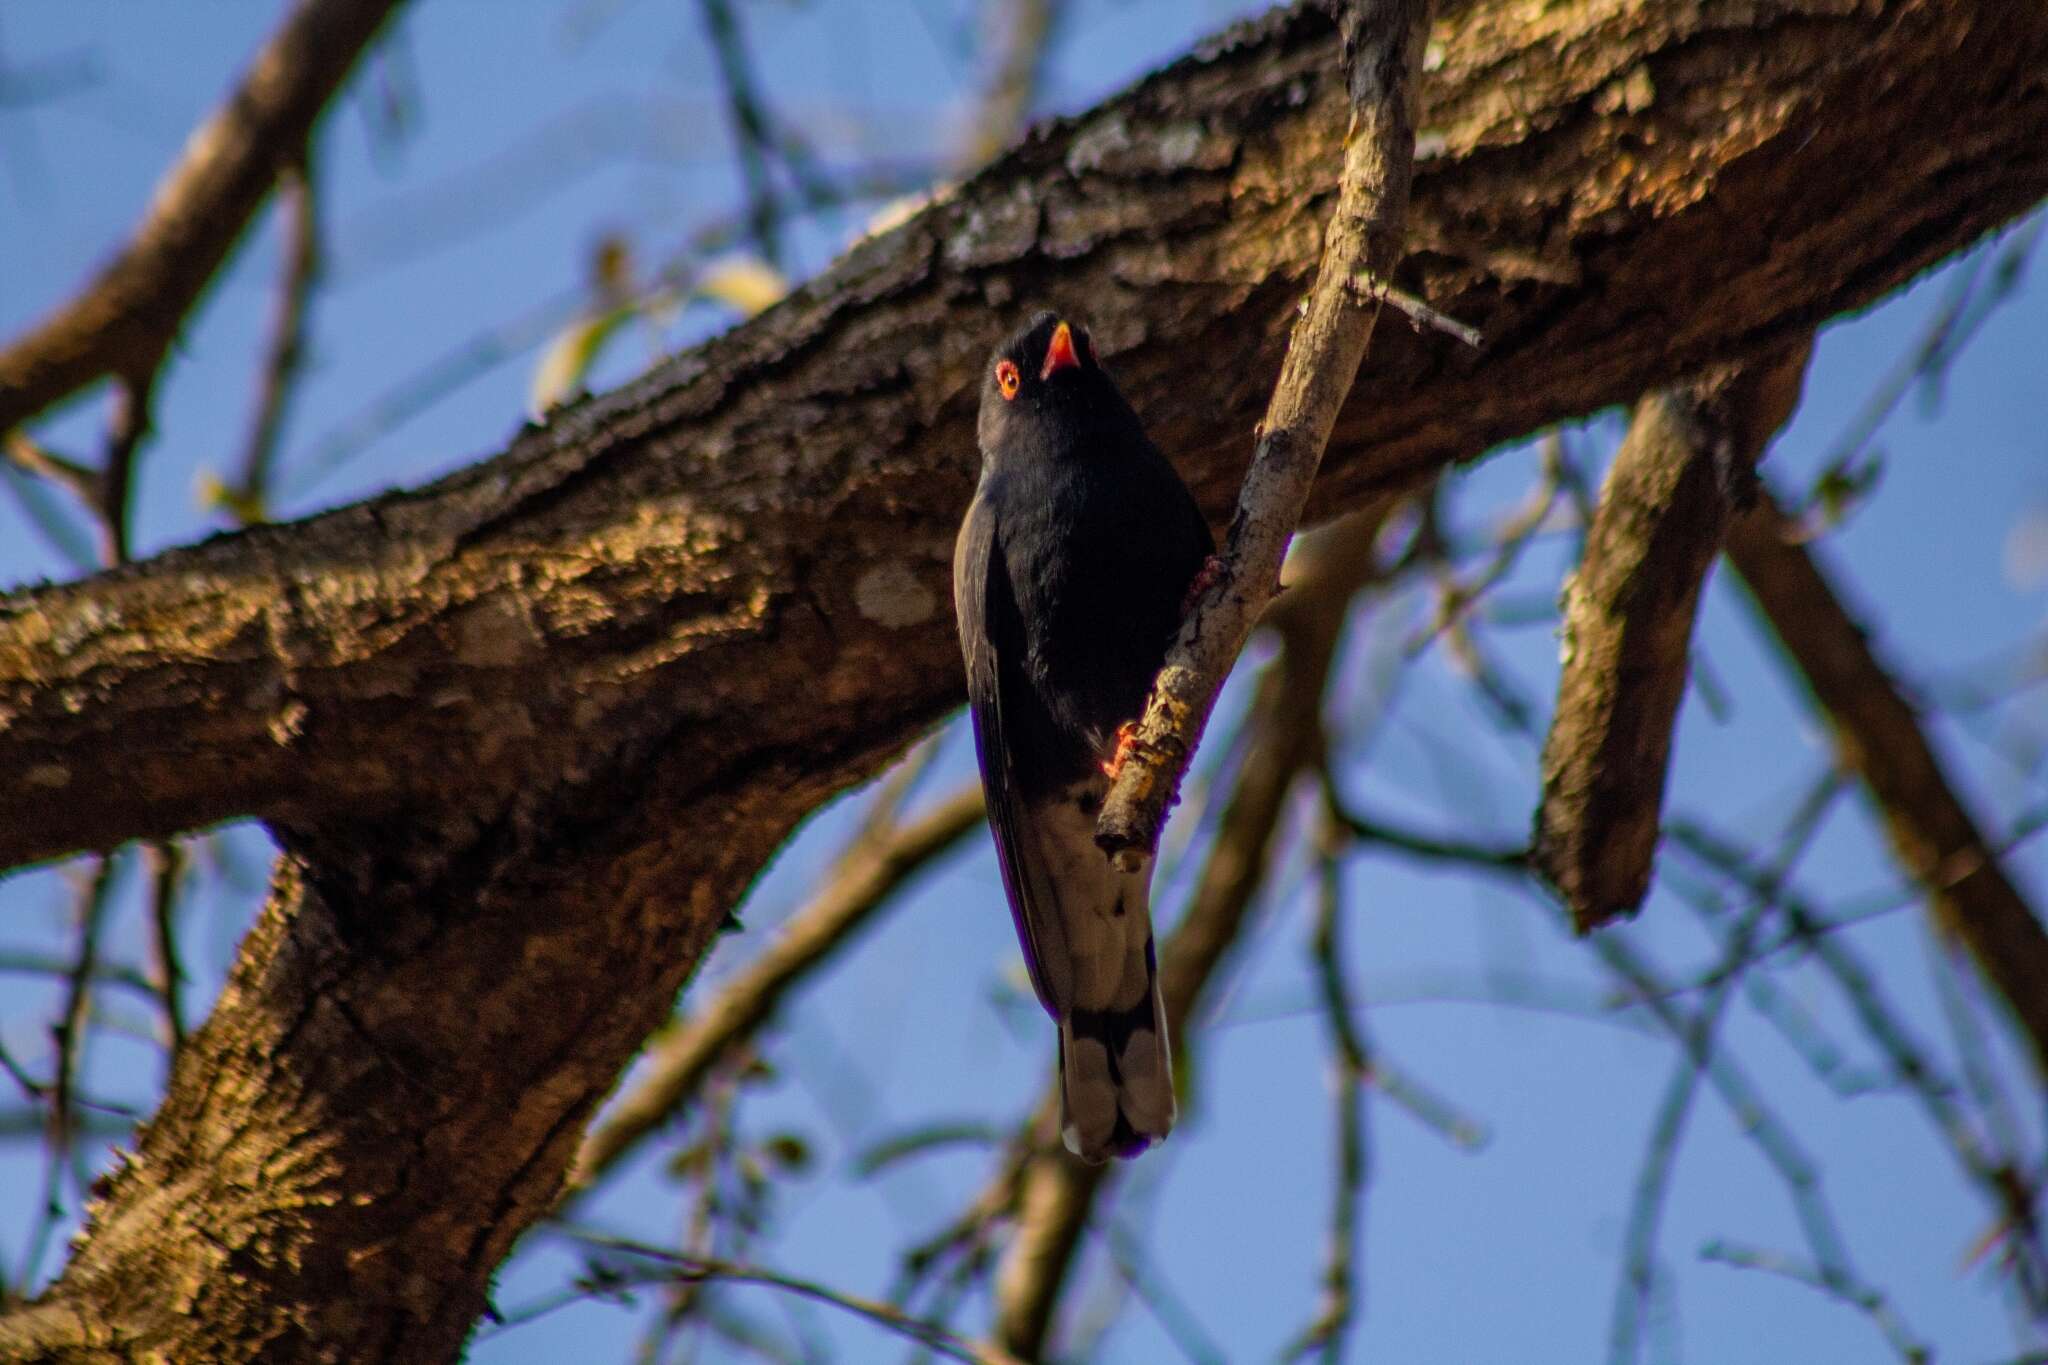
[1535, 341, 1811, 931]
[1, 1, 2046, 1359]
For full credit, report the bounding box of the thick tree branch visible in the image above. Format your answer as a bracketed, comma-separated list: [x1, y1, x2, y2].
[1535, 341, 1811, 931]
[1725, 492, 2048, 1079]
[1092, 0, 1432, 866]
[6, 1, 2047, 872]
[2, 1, 2047, 1358]
[0, 0, 405, 435]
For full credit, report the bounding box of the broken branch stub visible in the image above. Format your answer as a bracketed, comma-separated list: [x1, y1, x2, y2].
[1535, 342, 1812, 933]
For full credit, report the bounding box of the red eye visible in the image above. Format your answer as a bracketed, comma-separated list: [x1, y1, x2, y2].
[995, 359, 1021, 401]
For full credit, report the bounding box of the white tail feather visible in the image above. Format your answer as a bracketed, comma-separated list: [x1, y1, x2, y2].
[1058, 987, 1175, 1162]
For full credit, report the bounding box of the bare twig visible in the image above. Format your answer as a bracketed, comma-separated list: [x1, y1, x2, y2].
[957, 0, 1067, 171]
[0, 1040, 41, 1105]
[566, 1231, 1028, 1365]
[0, 0, 407, 434]
[1668, 820, 2048, 1310]
[1666, 778, 1892, 1096]
[698, 0, 782, 265]
[1606, 916, 1767, 1365]
[1102, 1218, 1229, 1365]
[892, 1141, 1027, 1308]
[1405, 445, 1566, 656]
[0, 953, 156, 1001]
[1726, 488, 2048, 1078]
[49, 853, 119, 1169]
[1805, 211, 2044, 522]
[1307, 800, 1930, 1357]
[1699, 1239, 1931, 1365]
[1283, 834, 1371, 1364]
[567, 784, 985, 1197]
[1358, 272, 1483, 348]
[143, 841, 190, 1065]
[694, 0, 837, 267]
[281, 164, 926, 503]
[1094, 0, 1435, 867]
[222, 160, 322, 524]
[0, 1111, 132, 1143]
[19, 854, 121, 1292]
[1324, 793, 1528, 871]
[1536, 342, 1812, 931]
[0, 459, 96, 572]
[1589, 929, 1867, 1327]
[1608, 783, 1823, 1365]
[1, 431, 97, 506]
[282, 283, 585, 500]
[97, 366, 158, 565]
[1926, 929, 2029, 1185]
[1668, 822, 1993, 1172]
[852, 1121, 1008, 1179]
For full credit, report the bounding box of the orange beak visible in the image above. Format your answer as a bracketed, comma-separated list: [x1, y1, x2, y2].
[1040, 321, 1080, 379]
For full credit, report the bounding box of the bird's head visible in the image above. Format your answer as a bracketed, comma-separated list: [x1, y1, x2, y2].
[977, 311, 1140, 463]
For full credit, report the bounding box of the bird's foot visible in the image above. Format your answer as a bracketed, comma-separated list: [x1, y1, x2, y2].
[1100, 721, 1144, 780]
[1181, 555, 1226, 615]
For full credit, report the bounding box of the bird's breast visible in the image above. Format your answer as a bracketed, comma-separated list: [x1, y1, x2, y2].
[1003, 470, 1195, 748]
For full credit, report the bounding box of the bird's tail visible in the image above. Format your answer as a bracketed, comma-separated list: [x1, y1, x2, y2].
[1056, 937, 1175, 1162]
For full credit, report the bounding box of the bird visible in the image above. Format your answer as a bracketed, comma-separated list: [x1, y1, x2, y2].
[953, 311, 1215, 1161]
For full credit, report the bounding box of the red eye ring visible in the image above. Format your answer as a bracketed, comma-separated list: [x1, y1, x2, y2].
[995, 359, 1021, 401]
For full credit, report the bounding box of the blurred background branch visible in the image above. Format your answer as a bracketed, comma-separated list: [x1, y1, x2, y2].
[0, 1, 2044, 1362]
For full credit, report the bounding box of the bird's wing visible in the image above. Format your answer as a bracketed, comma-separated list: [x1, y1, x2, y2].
[954, 491, 1071, 1016]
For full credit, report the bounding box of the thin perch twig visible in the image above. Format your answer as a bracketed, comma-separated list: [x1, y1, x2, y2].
[1093, 0, 1435, 868]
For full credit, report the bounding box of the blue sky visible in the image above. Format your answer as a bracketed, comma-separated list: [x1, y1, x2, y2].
[3, 3, 2044, 1362]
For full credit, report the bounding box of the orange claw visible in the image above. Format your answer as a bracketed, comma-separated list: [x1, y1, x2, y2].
[1182, 554, 1226, 614]
[1101, 721, 1143, 780]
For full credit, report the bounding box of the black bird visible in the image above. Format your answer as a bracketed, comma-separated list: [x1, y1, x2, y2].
[953, 312, 1215, 1161]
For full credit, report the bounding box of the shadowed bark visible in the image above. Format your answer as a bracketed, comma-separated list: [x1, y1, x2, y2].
[2, 0, 2046, 1359]
[8, 2, 2048, 871]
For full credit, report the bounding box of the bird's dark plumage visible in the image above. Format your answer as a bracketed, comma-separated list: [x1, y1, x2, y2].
[953, 312, 1213, 1161]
